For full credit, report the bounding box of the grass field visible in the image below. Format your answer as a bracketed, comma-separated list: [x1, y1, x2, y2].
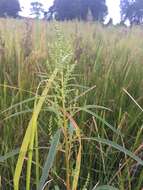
[0, 19, 143, 190]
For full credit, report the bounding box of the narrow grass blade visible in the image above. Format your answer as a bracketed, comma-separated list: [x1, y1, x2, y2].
[13, 69, 58, 190]
[0, 97, 35, 115]
[123, 88, 143, 112]
[38, 129, 61, 190]
[83, 137, 143, 166]
[95, 185, 118, 190]
[78, 108, 122, 136]
[0, 149, 19, 162]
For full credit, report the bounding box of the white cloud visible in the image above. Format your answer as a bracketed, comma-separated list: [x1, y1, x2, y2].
[106, 0, 121, 24]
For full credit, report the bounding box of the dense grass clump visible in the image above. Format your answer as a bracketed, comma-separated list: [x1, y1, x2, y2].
[0, 19, 143, 190]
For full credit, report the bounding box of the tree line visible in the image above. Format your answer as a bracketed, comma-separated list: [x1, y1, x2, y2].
[0, 0, 143, 25]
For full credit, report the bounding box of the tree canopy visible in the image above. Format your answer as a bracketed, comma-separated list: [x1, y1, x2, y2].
[0, 0, 20, 18]
[30, 2, 44, 18]
[120, 0, 143, 25]
[48, 0, 108, 21]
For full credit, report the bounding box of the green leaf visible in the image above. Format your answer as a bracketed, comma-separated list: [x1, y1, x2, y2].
[78, 108, 122, 136]
[95, 185, 118, 190]
[38, 129, 61, 190]
[54, 185, 60, 190]
[14, 68, 58, 190]
[84, 137, 143, 166]
[0, 149, 19, 162]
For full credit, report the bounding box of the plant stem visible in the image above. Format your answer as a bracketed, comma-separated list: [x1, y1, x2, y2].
[35, 129, 40, 190]
[61, 71, 71, 190]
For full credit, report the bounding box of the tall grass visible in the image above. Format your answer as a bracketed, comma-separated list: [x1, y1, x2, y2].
[0, 19, 143, 190]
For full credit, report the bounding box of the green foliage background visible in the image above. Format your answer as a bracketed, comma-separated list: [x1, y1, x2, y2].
[0, 19, 143, 189]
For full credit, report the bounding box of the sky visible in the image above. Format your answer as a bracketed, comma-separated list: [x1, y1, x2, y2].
[19, 0, 121, 24]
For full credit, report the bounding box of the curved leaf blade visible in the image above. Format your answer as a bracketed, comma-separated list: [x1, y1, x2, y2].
[95, 185, 118, 190]
[38, 129, 61, 190]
